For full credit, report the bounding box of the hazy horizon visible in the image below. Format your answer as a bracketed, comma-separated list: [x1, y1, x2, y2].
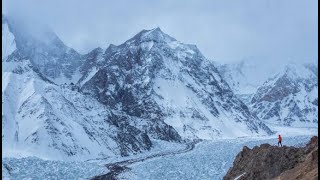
[2, 0, 318, 64]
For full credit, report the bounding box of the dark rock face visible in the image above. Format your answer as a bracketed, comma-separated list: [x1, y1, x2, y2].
[223, 136, 318, 180]
[274, 136, 318, 180]
[113, 129, 151, 156]
[251, 74, 300, 104]
[79, 40, 182, 141]
[106, 113, 153, 156]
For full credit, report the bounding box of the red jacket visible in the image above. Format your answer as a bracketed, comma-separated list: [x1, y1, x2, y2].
[278, 135, 282, 141]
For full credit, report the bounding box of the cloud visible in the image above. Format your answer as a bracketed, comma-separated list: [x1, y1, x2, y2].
[3, 0, 318, 64]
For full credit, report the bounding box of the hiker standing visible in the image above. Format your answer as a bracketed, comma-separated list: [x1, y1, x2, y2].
[278, 134, 282, 147]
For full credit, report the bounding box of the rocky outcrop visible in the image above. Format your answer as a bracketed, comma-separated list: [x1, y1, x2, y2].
[274, 136, 318, 180]
[223, 136, 318, 180]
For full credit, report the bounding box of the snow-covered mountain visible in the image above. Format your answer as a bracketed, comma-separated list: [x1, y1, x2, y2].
[2, 15, 152, 160]
[2, 16, 16, 60]
[250, 63, 318, 126]
[2, 15, 273, 160]
[77, 27, 272, 140]
[217, 59, 318, 127]
[216, 59, 283, 104]
[4, 15, 84, 84]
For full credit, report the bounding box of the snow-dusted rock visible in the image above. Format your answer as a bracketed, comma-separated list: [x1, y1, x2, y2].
[4, 15, 84, 84]
[79, 28, 272, 140]
[217, 58, 318, 128]
[2, 15, 273, 161]
[216, 59, 283, 105]
[250, 63, 318, 126]
[2, 15, 152, 160]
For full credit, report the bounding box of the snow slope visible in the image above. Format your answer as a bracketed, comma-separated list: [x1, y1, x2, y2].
[2, 56, 120, 160]
[2, 16, 153, 160]
[2, 56, 153, 160]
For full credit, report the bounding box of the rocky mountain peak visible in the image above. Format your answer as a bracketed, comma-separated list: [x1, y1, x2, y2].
[78, 25, 274, 140]
[281, 63, 316, 80]
[251, 62, 317, 103]
[141, 27, 176, 42]
[3, 15, 83, 83]
[304, 62, 318, 77]
[124, 27, 176, 45]
[105, 44, 117, 53]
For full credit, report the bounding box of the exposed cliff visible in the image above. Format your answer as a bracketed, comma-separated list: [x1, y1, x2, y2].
[223, 136, 318, 180]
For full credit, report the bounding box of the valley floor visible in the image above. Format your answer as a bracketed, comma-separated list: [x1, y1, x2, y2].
[119, 135, 317, 180]
[2, 131, 317, 180]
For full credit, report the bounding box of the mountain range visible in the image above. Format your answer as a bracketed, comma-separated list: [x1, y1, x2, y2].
[217, 60, 318, 127]
[2, 14, 317, 160]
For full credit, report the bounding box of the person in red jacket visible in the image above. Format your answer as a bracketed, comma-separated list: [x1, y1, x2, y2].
[278, 134, 282, 147]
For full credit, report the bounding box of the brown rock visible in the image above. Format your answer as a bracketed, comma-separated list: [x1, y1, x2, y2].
[274, 137, 318, 180]
[223, 136, 318, 180]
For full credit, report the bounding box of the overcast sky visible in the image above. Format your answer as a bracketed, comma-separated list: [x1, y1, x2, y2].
[3, 0, 318, 63]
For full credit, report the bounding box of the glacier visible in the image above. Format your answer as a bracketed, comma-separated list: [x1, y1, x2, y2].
[119, 135, 315, 180]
